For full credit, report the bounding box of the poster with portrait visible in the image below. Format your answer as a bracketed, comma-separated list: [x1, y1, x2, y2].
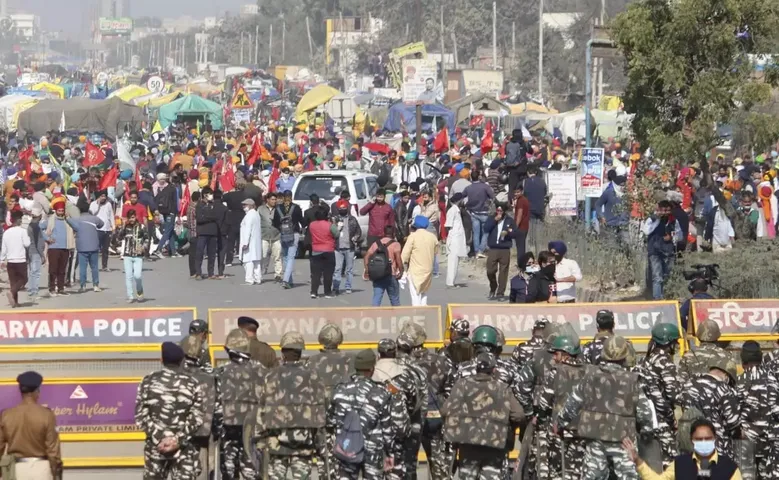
[401, 58, 438, 104]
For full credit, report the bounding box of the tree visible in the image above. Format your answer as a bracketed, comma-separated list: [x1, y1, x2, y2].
[610, 0, 779, 215]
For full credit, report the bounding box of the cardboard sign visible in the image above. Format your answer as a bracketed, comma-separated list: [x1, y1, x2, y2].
[0, 380, 140, 434]
[231, 85, 254, 110]
[546, 170, 578, 216]
[0, 308, 195, 347]
[692, 299, 779, 337]
[209, 307, 443, 347]
[448, 302, 681, 342]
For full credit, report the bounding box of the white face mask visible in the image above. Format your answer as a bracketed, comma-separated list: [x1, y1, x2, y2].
[243, 207, 251, 213]
[693, 440, 715, 457]
[206, 194, 214, 202]
[526, 265, 540, 274]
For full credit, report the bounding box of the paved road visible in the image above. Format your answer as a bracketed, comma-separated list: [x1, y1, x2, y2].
[29, 254, 495, 314]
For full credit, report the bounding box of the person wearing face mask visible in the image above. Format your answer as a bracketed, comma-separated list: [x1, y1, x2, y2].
[678, 357, 741, 460]
[526, 250, 557, 303]
[239, 198, 263, 285]
[40, 196, 74, 296]
[548, 240, 581, 303]
[360, 188, 395, 246]
[637, 323, 682, 468]
[483, 204, 516, 300]
[509, 252, 536, 304]
[117, 210, 149, 303]
[624, 418, 743, 480]
[195, 187, 219, 279]
[275, 167, 295, 193]
[393, 190, 412, 245]
[642, 200, 683, 300]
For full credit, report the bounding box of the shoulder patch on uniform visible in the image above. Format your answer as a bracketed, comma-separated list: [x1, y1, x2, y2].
[387, 383, 400, 395]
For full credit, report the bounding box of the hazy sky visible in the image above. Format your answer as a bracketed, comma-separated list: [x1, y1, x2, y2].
[17, 0, 249, 35]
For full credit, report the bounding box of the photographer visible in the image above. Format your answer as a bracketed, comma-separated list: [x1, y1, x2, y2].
[680, 277, 714, 333]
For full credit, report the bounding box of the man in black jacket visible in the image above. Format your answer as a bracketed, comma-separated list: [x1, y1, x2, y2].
[154, 173, 179, 258]
[273, 190, 304, 289]
[483, 204, 517, 301]
[195, 187, 218, 279]
[222, 180, 248, 267]
[212, 190, 229, 277]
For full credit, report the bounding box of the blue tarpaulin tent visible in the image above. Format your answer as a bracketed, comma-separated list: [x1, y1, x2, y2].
[382, 102, 455, 134]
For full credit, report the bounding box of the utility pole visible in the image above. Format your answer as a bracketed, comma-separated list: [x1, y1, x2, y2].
[182, 37, 186, 70]
[597, 0, 606, 102]
[440, 5, 446, 85]
[240, 32, 244, 64]
[269, 24, 273, 67]
[306, 17, 313, 59]
[255, 25, 259, 65]
[492, 1, 497, 70]
[450, 31, 458, 67]
[282, 20, 286, 62]
[538, 0, 544, 97]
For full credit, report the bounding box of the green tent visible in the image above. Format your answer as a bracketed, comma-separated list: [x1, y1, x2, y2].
[158, 94, 224, 130]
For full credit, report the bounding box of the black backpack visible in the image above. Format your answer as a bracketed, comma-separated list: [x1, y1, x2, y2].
[333, 408, 366, 465]
[423, 382, 443, 435]
[367, 240, 394, 281]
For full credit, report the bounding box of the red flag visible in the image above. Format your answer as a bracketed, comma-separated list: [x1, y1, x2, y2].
[217, 158, 235, 192]
[481, 121, 494, 153]
[98, 166, 119, 191]
[432, 127, 450, 153]
[247, 134, 263, 166]
[17, 145, 34, 181]
[179, 182, 191, 217]
[83, 142, 106, 168]
[268, 160, 280, 193]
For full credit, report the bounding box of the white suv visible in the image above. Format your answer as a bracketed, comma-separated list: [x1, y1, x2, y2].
[291, 170, 379, 251]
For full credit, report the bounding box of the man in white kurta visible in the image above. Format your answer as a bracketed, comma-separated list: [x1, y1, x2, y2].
[239, 198, 263, 284]
[444, 193, 468, 287]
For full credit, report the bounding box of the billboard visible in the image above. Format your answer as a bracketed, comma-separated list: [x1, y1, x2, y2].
[401, 58, 438, 104]
[461, 69, 503, 97]
[98, 17, 133, 36]
[0, 379, 140, 436]
[209, 306, 443, 347]
[0, 308, 196, 349]
[546, 171, 578, 216]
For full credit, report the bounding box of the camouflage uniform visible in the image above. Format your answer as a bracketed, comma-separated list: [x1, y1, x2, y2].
[181, 336, 221, 480]
[678, 321, 731, 387]
[537, 357, 588, 480]
[256, 348, 326, 480]
[135, 363, 205, 480]
[217, 329, 266, 480]
[396, 349, 427, 480]
[373, 354, 412, 480]
[308, 324, 355, 480]
[558, 362, 654, 480]
[515, 347, 556, 479]
[581, 332, 612, 366]
[512, 335, 546, 370]
[441, 353, 525, 480]
[737, 362, 779, 480]
[636, 349, 681, 466]
[416, 347, 456, 480]
[327, 374, 395, 480]
[679, 371, 741, 458]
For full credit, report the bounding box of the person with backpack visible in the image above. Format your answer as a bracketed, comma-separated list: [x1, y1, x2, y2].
[153, 172, 179, 258]
[272, 190, 303, 289]
[505, 128, 530, 199]
[327, 349, 396, 480]
[363, 225, 403, 306]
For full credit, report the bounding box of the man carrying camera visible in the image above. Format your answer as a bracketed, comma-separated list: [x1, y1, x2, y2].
[679, 277, 714, 334]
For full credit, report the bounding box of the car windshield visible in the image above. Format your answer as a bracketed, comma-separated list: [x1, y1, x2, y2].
[293, 176, 347, 202]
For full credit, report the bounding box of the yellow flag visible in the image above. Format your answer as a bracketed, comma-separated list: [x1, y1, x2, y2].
[152, 120, 162, 134]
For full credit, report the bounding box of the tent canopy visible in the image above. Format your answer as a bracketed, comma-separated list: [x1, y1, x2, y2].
[447, 93, 510, 125]
[382, 102, 455, 134]
[31, 82, 65, 99]
[148, 91, 183, 109]
[17, 97, 145, 139]
[0, 95, 36, 131]
[158, 94, 223, 130]
[295, 84, 341, 121]
[109, 84, 151, 102]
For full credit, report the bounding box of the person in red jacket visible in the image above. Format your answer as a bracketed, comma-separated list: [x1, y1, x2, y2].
[359, 188, 394, 245]
[308, 207, 338, 299]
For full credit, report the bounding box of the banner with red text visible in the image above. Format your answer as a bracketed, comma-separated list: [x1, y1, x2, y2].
[691, 299, 779, 337]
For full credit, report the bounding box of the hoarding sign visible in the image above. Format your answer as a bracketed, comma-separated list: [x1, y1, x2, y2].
[546, 170, 578, 216]
[580, 147, 605, 197]
[99, 17, 133, 35]
[401, 58, 438, 104]
[692, 299, 779, 337]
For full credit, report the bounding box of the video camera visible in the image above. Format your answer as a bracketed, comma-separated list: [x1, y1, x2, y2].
[683, 263, 720, 288]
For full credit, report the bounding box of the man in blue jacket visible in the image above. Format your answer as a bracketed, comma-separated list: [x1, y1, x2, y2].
[595, 169, 629, 245]
[66, 205, 104, 293]
[484, 204, 517, 301]
[641, 200, 682, 300]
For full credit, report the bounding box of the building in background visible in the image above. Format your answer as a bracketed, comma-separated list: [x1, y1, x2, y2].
[9, 13, 39, 42]
[101, 0, 128, 19]
[240, 4, 258, 15]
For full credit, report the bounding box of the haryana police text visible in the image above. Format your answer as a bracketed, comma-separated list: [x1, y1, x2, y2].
[0, 317, 185, 339]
